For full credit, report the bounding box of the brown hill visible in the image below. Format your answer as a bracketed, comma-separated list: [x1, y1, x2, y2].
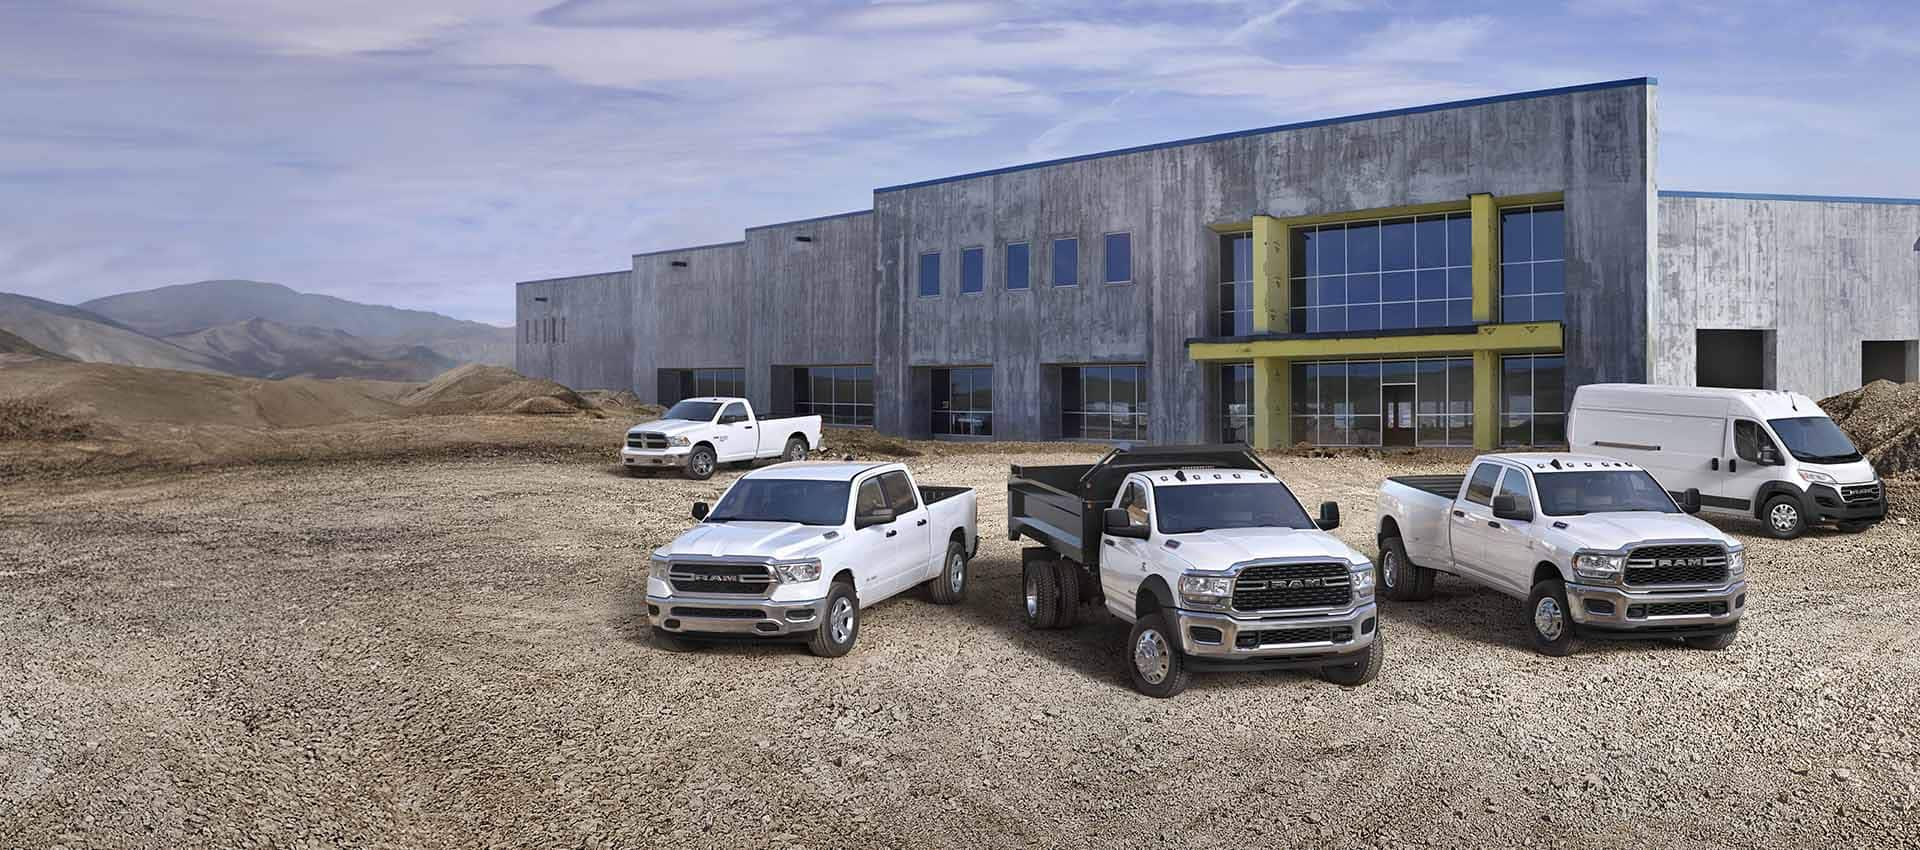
[0, 327, 63, 359]
[0, 293, 231, 374]
[164, 318, 462, 381]
[1819, 380, 1920, 477]
[399, 364, 594, 415]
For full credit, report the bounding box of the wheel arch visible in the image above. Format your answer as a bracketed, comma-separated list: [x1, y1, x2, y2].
[1377, 515, 1401, 545]
[831, 567, 858, 596]
[787, 432, 809, 450]
[1533, 561, 1563, 586]
[1752, 481, 1810, 520]
[1135, 575, 1176, 620]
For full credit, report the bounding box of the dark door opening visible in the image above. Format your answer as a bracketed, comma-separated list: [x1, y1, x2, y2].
[1383, 385, 1417, 447]
[1696, 329, 1773, 389]
[1862, 340, 1917, 385]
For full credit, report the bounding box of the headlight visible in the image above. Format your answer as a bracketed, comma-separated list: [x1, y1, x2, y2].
[772, 560, 822, 583]
[1726, 549, 1745, 577]
[668, 435, 692, 447]
[1573, 552, 1626, 583]
[1797, 469, 1836, 485]
[649, 552, 672, 581]
[1178, 574, 1234, 608]
[1350, 563, 1375, 601]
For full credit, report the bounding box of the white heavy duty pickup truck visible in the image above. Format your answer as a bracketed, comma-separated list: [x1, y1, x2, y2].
[647, 461, 978, 657]
[1375, 453, 1749, 655]
[622, 397, 823, 480]
[1008, 445, 1382, 698]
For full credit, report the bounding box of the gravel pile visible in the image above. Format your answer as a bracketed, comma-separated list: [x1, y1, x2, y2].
[1821, 380, 1920, 477]
[3, 448, 1917, 848]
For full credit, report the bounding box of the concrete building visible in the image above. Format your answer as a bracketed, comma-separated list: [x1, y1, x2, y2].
[515, 78, 1920, 450]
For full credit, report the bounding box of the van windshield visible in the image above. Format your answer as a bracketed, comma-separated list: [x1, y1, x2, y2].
[708, 480, 850, 526]
[1155, 483, 1315, 534]
[1535, 470, 1679, 516]
[662, 401, 722, 422]
[1767, 416, 1863, 464]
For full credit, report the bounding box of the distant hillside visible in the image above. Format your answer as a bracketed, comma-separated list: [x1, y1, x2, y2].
[0, 327, 63, 359]
[0, 293, 231, 374]
[164, 318, 464, 382]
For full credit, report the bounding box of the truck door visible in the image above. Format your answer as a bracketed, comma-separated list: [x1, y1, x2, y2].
[1449, 462, 1504, 582]
[876, 470, 932, 597]
[1099, 479, 1153, 618]
[714, 402, 756, 462]
[1481, 468, 1537, 596]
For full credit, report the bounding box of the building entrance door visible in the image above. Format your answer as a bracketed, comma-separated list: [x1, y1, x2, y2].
[1383, 385, 1416, 447]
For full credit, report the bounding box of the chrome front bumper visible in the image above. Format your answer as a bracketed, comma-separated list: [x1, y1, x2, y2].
[646, 594, 828, 636]
[1171, 602, 1378, 660]
[622, 446, 691, 467]
[1565, 580, 1748, 631]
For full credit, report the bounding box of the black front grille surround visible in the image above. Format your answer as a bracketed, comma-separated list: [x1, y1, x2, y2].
[1630, 601, 1730, 618]
[672, 606, 764, 619]
[668, 562, 774, 596]
[1624, 544, 1729, 586]
[1841, 482, 1882, 505]
[1235, 625, 1354, 649]
[629, 432, 669, 449]
[1230, 562, 1352, 611]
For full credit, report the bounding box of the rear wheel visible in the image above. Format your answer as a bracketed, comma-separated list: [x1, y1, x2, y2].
[1526, 579, 1576, 657]
[1051, 559, 1081, 628]
[806, 581, 860, 658]
[1321, 631, 1384, 687]
[1378, 536, 1433, 602]
[1683, 625, 1740, 651]
[685, 445, 717, 480]
[1022, 559, 1060, 630]
[1126, 612, 1191, 698]
[782, 436, 808, 463]
[928, 538, 968, 605]
[1762, 494, 1806, 539]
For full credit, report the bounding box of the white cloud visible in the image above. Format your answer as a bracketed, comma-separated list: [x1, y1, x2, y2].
[1350, 16, 1492, 64]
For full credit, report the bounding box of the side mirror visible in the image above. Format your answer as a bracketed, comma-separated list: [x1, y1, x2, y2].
[855, 507, 896, 529]
[1679, 488, 1702, 515]
[690, 501, 709, 521]
[1103, 507, 1149, 539]
[1757, 445, 1780, 466]
[1492, 495, 1531, 522]
[1316, 501, 1341, 531]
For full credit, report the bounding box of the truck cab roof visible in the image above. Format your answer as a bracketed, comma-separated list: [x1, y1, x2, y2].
[743, 461, 897, 481]
[1133, 468, 1281, 487]
[1488, 452, 1647, 473]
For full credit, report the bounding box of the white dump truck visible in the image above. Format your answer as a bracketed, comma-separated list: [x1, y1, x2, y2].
[1375, 453, 1748, 655]
[622, 397, 822, 480]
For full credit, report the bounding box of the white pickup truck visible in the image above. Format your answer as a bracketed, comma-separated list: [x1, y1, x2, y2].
[1008, 445, 1381, 698]
[623, 397, 822, 480]
[1376, 453, 1748, 655]
[646, 461, 978, 657]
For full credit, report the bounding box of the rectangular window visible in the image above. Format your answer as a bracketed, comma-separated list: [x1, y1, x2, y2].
[1103, 232, 1132, 284]
[961, 247, 984, 294]
[1290, 212, 1472, 333]
[1499, 354, 1567, 447]
[1218, 233, 1252, 336]
[1499, 204, 1565, 323]
[792, 365, 875, 427]
[1051, 238, 1078, 287]
[1062, 364, 1148, 441]
[1291, 357, 1473, 447]
[1465, 463, 1501, 506]
[931, 367, 993, 436]
[918, 251, 941, 297]
[1218, 362, 1255, 444]
[692, 368, 746, 399]
[1005, 242, 1030, 291]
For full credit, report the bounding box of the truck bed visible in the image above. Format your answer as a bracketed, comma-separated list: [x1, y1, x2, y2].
[1386, 475, 1464, 500]
[919, 485, 970, 505]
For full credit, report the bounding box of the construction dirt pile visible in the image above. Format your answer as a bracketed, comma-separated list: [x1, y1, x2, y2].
[1820, 379, 1920, 477]
[398, 363, 595, 416]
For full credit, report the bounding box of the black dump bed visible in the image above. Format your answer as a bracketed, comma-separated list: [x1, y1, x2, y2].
[1388, 475, 1465, 500]
[1007, 444, 1270, 567]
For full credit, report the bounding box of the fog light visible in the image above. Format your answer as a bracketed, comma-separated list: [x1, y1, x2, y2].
[1360, 617, 1376, 635]
[754, 621, 780, 633]
[663, 619, 681, 629]
[1626, 605, 1646, 619]
[1736, 593, 1746, 608]
[647, 604, 660, 616]
[1586, 600, 1616, 616]
[786, 608, 816, 621]
[1189, 626, 1223, 644]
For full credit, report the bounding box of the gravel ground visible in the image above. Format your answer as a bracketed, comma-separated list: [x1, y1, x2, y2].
[3, 447, 1918, 849]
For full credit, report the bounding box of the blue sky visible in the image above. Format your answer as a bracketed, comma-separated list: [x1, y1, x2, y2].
[2, 0, 1916, 326]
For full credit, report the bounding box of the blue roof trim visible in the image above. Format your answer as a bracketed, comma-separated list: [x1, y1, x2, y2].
[632, 240, 746, 259]
[876, 77, 1656, 194]
[745, 209, 873, 232]
[515, 270, 630, 286]
[1660, 190, 1920, 206]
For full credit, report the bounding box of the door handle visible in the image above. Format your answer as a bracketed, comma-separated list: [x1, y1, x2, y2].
[744, 425, 754, 430]
[916, 519, 927, 526]
[1103, 539, 1116, 547]
[1452, 510, 1466, 518]
[1710, 458, 1719, 471]
[1729, 459, 1737, 473]
[885, 529, 897, 538]
[1488, 521, 1501, 529]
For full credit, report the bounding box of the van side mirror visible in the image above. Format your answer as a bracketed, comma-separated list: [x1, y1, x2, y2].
[1103, 507, 1148, 539]
[1678, 488, 1702, 515]
[1316, 501, 1341, 531]
[855, 507, 896, 529]
[1492, 495, 1531, 522]
[1758, 445, 1780, 466]
[691, 501, 709, 521]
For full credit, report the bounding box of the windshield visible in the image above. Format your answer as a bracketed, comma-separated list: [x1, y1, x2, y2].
[662, 400, 721, 422]
[708, 480, 850, 526]
[1155, 482, 1315, 534]
[1535, 470, 1678, 516]
[1767, 416, 1862, 464]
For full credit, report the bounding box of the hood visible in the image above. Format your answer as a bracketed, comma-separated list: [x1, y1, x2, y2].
[661, 521, 838, 561]
[629, 418, 708, 437]
[1162, 526, 1367, 571]
[1544, 511, 1738, 551]
[1795, 457, 1878, 487]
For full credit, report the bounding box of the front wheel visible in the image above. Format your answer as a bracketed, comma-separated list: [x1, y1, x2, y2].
[1321, 631, 1384, 686]
[806, 581, 860, 658]
[1762, 494, 1807, 539]
[685, 445, 717, 480]
[781, 436, 808, 463]
[1126, 612, 1191, 698]
[928, 539, 968, 605]
[1526, 579, 1577, 657]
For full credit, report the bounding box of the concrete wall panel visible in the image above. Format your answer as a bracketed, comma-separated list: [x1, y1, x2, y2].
[512, 271, 634, 391]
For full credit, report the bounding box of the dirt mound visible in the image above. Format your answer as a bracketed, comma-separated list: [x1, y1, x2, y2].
[579, 389, 652, 413]
[511, 395, 584, 415]
[1820, 380, 1920, 477]
[401, 364, 592, 415]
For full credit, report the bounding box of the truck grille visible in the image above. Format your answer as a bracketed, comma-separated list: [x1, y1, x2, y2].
[1234, 626, 1353, 649]
[671, 606, 764, 619]
[1624, 544, 1728, 586]
[1633, 601, 1728, 618]
[628, 432, 668, 449]
[1230, 562, 1351, 611]
[668, 562, 773, 596]
[1841, 482, 1881, 505]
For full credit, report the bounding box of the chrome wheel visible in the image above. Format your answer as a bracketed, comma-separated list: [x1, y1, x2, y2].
[1381, 548, 1400, 589]
[784, 440, 806, 463]
[1769, 502, 1799, 534]
[690, 452, 714, 477]
[1533, 596, 1566, 641]
[947, 551, 966, 594]
[1133, 628, 1172, 685]
[829, 597, 856, 645]
[1024, 573, 1039, 618]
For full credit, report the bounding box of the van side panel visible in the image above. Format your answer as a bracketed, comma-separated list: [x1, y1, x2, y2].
[1569, 386, 1730, 497]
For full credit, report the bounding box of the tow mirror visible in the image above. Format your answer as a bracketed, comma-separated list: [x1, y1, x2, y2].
[855, 507, 896, 529]
[691, 501, 709, 521]
[1103, 507, 1148, 539]
[1316, 501, 1341, 531]
[1758, 445, 1780, 466]
[1679, 488, 1702, 515]
[1492, 495, 1532, 522]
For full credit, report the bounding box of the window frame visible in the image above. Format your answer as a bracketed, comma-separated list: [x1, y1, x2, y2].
[1062, 363, 1149, 441]
[793, 364, 875, 428]
[1050, 236, 1079, 288]
[917, 250, 942, 298]
[1498, 203, 1567, 324]
[1465, 463, 1501, 506]
[1117, 480, 1153, 532]
[1004, 241, 1031, 292]
[960, 246, 986, 295]
[1288, 212, 1473, 334]
[878, 471, 919, 514]
[1102, 231, 1133, 286]
[931, 366, 994, 437]
[1494, 468, 1535, 517]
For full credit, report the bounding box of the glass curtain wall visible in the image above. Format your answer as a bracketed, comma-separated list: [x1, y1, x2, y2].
[1062, 364, 1149, 440]
[932, 367, 993, 436]
[1290, 213, 1473, 333]
[1291, 358, 1474, 446]
[1218, 234, 1252, 335]
[1217, 363, 1254, 444]
[793, 366, 875, 426]
[1500, 355, 1567, 446]
[1499, 205, 1566, 322]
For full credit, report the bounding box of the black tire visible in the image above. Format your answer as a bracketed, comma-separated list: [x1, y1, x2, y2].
[1377, 536, 1433, 602]
[929, 538, 968, 605]
[1023, 559, 1060, 630]
[685, 445, 718, 481]
[1321, 631, 1384, 686]
[781, 436, 808, 463]
[1761, 494, 1807, 539]
[650, 627, 696, 653]
[1052, 559, 1081, 629]
[1526, 578, 1577, 657]
[807, 581, 860, 658]
[1125, 612, 1191, 698]
[1683, 625, 1740, 651]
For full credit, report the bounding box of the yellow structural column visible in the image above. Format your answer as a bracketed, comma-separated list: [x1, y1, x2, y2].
[1249, 215, 1290, 449]
[1469, 193, 1500, 449]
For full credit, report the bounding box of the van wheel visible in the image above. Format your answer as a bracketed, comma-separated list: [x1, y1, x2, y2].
[806, 581, 859, 658]
[1321, 631, 1384, 687]
[1051, 559, 1081, 628]
[1126, 612, 1191, 698]
[782, 436, 808, 463]
[685, 445, 717, 480]
[1378, 536, 1433, 602]
[1526, 579, 1577, 657]
[928, 539, 968, 605]
[1683, 625, 1740, 651]
[1022, 559, 1060, 630]
[1762, 495, 1806, 539]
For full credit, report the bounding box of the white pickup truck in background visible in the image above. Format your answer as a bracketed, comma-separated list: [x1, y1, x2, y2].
[1375, 453, 1748, 655]
[622, 397, 822, 480]
[647, 461, 978, 657]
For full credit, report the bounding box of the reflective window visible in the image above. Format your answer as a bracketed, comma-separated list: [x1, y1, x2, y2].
[1495, 469, 1534, 516]
[1500, 205, 1566, 323]
[932, 367, 993, 436]
[1051, 238, 1078, 287]
[719, 402, 748, 423]
[1465, 464, 1501, 506]
[793, 365, 875, 427]
[1218, 362, 1254, 444]
[1291, 357, 1472, 446]
[1218, 233, 1253, 336]
[1499, 354, 1567, 446]
[1290, 213, 1471, 333]
[1104, 232, 1132, 284]
[662, 367, 746, 403]
[878, 471, 919, 514]
[1063, 364, 1148, 441]
[1118, 482, 1150, 530]
[918, 251, 940, 297]
[961, 247, 984, 294]
[1006, 242, 1030, 291]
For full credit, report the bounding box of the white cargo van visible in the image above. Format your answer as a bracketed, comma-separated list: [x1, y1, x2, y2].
[1567, 384, 1884, 539]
